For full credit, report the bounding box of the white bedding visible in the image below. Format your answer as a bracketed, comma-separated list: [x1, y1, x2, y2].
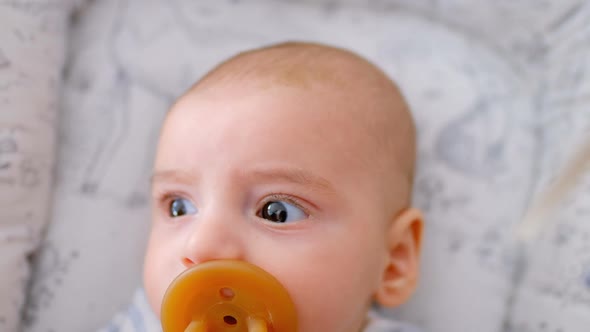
[0, 1, 587, 332]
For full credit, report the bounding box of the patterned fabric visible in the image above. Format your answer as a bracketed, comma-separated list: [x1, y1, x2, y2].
[10, 1, 590, 332]
[0, 1, 73, 331]
[504, 4, 590, 331]
[22, 1, 537, 331]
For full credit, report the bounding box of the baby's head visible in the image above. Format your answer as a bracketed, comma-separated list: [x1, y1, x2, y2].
[144, 42, 423, 332]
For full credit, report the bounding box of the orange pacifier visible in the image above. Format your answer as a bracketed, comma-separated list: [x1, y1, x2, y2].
[161, 260, 297, 332]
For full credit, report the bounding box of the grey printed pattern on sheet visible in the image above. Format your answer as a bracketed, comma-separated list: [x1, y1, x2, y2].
[25, 1, 535, 331]
[17, 1, 590, 332]
[507, 4, 590, 330]
[0, 0, 71, 331]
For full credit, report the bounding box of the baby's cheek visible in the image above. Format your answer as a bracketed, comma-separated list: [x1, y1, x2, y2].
[293, 280, 368, 332]
[143, 255, 164, 315]
[273, 257, 369, 332]
[143, 243, 181, 316]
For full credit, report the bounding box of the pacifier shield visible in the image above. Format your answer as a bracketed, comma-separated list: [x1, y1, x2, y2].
[161, 260, 297, 332]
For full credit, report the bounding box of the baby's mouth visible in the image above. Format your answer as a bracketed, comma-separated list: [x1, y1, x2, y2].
[160, 260, 297, 332]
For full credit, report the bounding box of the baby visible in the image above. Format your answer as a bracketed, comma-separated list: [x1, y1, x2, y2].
[139, 41, 423, 332]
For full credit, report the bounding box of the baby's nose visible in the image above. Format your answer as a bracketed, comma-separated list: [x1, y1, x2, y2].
[181, 212, 246, 267]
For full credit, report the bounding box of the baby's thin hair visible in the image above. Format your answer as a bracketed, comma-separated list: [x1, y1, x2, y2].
[193, 41, 390, 91]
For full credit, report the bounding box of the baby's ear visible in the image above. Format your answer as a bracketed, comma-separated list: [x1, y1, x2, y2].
[375, 208, 423, 307]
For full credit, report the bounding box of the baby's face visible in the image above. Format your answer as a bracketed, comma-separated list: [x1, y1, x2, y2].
[144, 85, 414, 332]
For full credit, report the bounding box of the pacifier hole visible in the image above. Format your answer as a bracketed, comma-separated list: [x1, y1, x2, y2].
[219, 287, 235, 300]
[223, 315, 237, 326]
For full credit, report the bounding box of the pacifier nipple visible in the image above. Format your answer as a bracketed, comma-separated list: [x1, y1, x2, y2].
[161, 260, 297, 332]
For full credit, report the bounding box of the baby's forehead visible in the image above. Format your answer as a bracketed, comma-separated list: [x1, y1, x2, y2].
[170, 47, 412, 158]
[172, 76, 397, 143]
[170, 80, 410, 168]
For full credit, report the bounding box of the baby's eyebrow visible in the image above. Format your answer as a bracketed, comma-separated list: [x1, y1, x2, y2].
[245, 167, 336, 195]
[150, 170, 197, 186]
[150, 168, 336, 195]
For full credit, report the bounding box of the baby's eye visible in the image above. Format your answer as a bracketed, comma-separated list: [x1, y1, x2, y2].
[259, 200, 306, 223]
[168, 197, 197, 217]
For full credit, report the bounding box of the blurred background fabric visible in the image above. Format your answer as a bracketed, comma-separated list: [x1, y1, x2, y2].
[0, 1, 589, 331]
